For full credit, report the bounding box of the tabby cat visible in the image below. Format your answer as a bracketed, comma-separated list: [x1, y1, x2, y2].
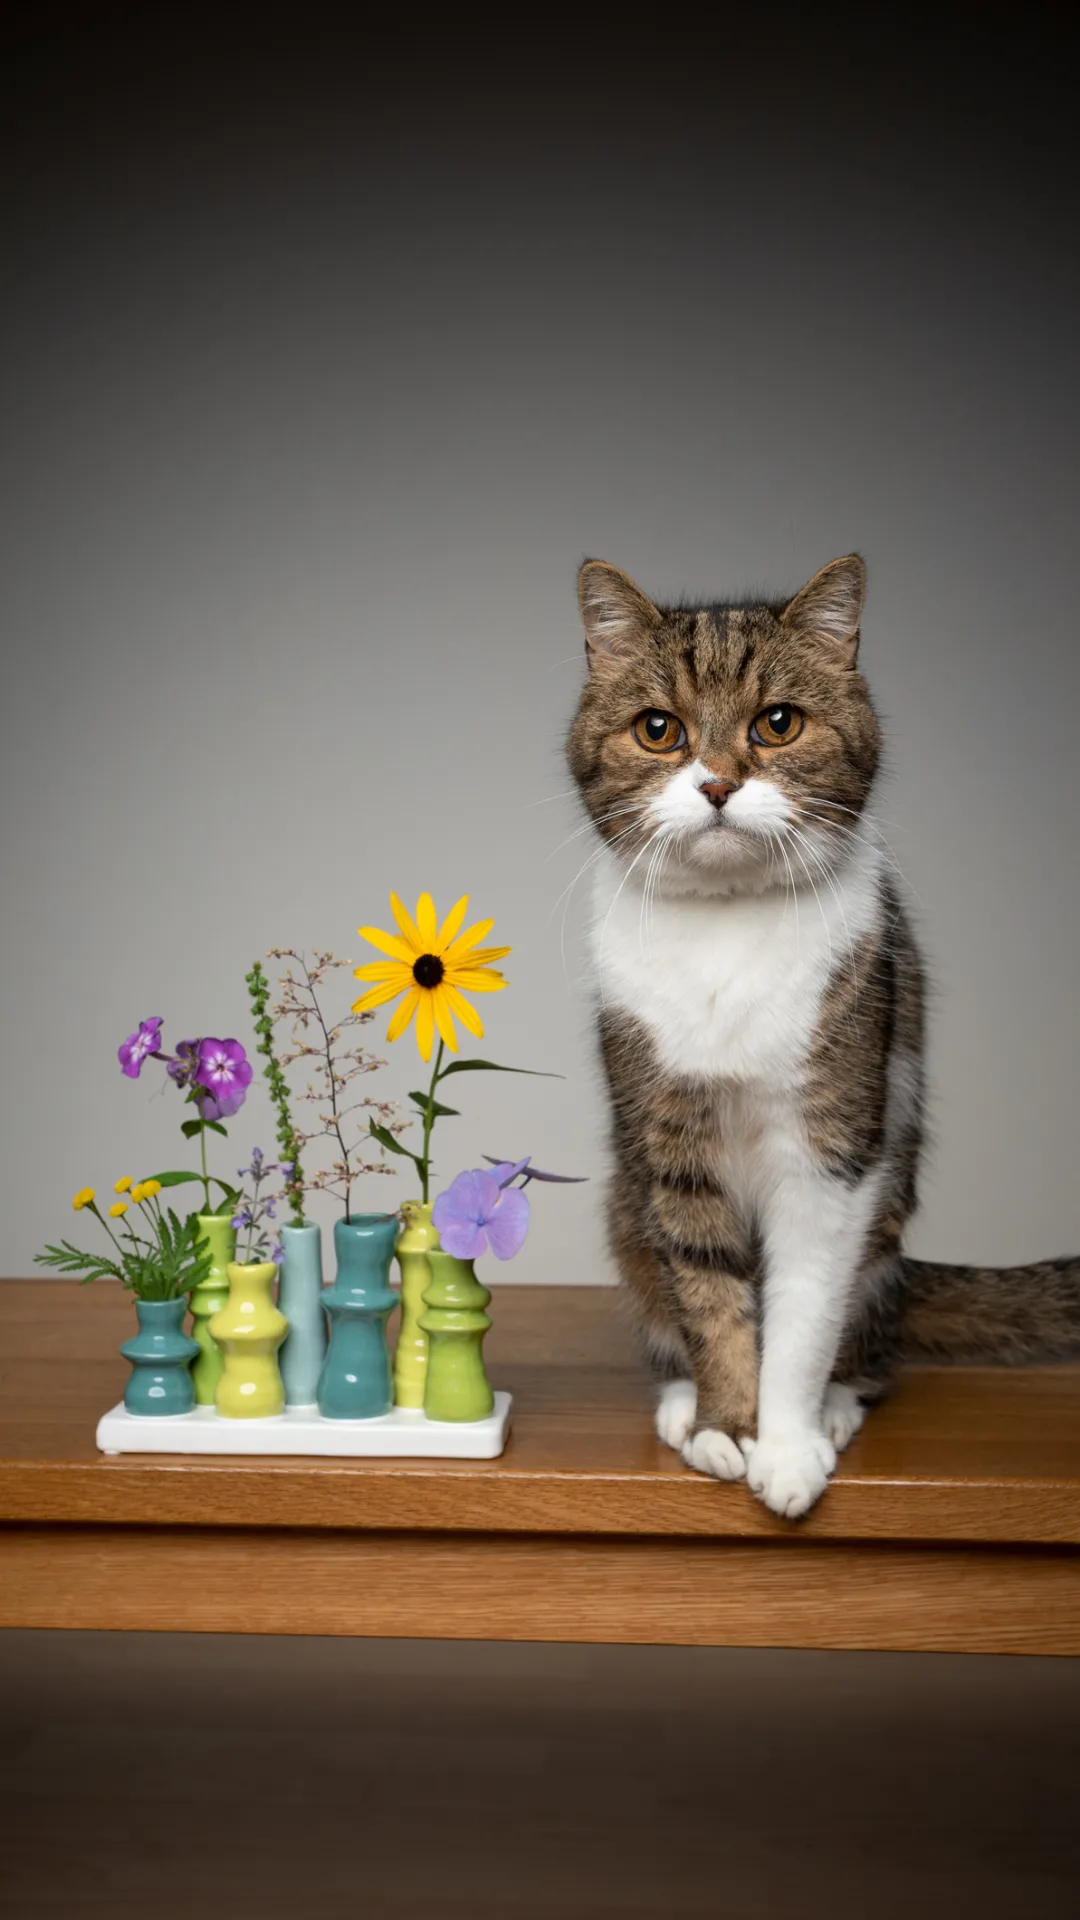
[566, 554, 1080, 1517]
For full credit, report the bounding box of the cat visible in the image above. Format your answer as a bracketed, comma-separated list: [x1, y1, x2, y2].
[566, 553, 1080, 1518]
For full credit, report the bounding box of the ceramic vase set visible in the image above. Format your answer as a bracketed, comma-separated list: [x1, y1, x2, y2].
[120, 1206, 494, 1425]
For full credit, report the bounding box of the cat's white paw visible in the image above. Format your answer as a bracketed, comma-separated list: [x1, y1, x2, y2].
[655, 1379, 697, 1452]
[681, 1427, 747, 1481]
[821, 1382, 866, 1452]
[744, 1430, 836, 1518]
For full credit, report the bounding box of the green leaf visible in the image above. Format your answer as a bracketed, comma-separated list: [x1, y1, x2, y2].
[408, 1092, 460, 1118]
[368, 1119, 425, 1172]
[145, 1170, 204, 1189]
[437, 1058, 562, 1082]
[180, 1118, 227, 1140]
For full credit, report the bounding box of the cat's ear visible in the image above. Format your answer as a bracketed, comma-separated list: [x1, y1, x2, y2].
[578, 559, 662, 667]
[782, 555, 866, 665]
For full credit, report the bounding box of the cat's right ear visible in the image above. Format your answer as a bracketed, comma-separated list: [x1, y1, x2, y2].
[578, 560, 661, 669]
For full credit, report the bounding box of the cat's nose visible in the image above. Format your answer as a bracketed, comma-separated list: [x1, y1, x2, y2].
[698, 779, 738, 810]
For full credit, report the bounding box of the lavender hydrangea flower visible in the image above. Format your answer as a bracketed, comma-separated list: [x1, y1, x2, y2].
[195, 1039, 253, 1119]
[432, 1168, 530, 1262]
[117, 1016, 164, 1079]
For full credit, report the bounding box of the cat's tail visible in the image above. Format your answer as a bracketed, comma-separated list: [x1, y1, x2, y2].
[900, 1256, 1080, 1363]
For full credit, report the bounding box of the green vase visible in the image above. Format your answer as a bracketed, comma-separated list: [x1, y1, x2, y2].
[209, 1262, 288, 1418]
[190, 1214, 236, 1405]
[419, 1250, 494, 1423]
[394, 1200, 439, 1409]
[121, 1299, 198, 1416]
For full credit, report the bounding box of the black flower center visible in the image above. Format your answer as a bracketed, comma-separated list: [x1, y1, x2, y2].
[412, 953, 445, 989]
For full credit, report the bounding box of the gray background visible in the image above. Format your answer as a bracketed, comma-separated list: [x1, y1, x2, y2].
[2, 11, 1077, 1284]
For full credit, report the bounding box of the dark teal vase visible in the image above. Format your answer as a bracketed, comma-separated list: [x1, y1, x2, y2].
[316, 1215, 399, 1420]
[121, 1298, 198, 1417]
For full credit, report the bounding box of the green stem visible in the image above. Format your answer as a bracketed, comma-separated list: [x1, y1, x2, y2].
[199, 1124, 211, 1215]
[419, 1039, 445, 1203]
[88, 1201, 130, 1262]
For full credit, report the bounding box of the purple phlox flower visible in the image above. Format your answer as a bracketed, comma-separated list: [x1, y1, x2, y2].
[195, 1039, 253, 1117]
[166, 1039, 200, 1090]
[483, 1156, 588, 1187]
[432, 1167, 530, 1262]
[118, 1016, 164, 1079]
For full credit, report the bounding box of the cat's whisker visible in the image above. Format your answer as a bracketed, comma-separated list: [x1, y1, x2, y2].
[552, 816, 652, 986]
[597, 824, 668, 1006]
[545, 802, 648, 862]
[788, 824, 859, 1000]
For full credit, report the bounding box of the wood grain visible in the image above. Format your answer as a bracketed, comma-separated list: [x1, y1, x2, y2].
[2, 1524, 1077, 1653]
[2, 1281, 1080, 1543]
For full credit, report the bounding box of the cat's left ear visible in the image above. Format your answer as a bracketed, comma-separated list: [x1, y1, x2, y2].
[782, 555, 866, 666]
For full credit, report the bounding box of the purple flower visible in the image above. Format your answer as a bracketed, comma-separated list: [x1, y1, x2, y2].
[195, 1039, 253, 1117]
[167, 1039, 200, 1090]
[432, 1168, 530, 1262]
[118, 1017, 163, 1079]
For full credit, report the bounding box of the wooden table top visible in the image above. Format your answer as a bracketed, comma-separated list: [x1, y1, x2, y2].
[2, 1278, 1080, 1547]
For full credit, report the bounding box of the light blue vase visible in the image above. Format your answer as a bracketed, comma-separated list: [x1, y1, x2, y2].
[316, 1215, 398, 1420]
[121, 1298, 198, 1417]
[278, 1222, 328, 1407]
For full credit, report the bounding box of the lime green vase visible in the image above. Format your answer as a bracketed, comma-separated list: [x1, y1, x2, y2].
[394, 1200, 439, 1409]
[190, 1214, 235, 1405]
[419, 1250, 494, 1423]
[209, 1262, 287, 1418]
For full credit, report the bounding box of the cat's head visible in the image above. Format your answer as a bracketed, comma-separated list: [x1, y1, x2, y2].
[565, 555, 881, 896]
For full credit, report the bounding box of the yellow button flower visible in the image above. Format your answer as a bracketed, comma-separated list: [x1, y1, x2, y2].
[353, 892, 510, 1063]
[131, 1183, 147, 1204]
[114, 1176, 133, 1194]
[72, 1188, 95, 1211]
[109, 1202, 128, 1218]
[141, 1179, 162, 1199]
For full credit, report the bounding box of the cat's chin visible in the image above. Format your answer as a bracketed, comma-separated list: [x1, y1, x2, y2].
[655, 827, 781, 899]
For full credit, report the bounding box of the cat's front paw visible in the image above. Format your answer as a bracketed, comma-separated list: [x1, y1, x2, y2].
[821, 1382, 866, 1452]
[655, 1379, 697, 1452]
[743, 1430, 836, 1518]
[681, 1427, 747, 1481]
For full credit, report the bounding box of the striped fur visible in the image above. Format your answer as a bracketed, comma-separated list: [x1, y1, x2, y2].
[566, 555, 1080, 1518]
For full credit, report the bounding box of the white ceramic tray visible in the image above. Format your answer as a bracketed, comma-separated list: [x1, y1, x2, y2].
[96, 1391, 512, 1459]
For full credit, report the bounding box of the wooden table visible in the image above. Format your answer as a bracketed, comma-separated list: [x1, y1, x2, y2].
[1, 1280, 1078, 1653]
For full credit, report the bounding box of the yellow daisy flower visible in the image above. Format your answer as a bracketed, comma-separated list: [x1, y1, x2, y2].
[114, 1176, 133, 1194]
[72, 1187, 95, 1211]
[353, 892, 510, 1062]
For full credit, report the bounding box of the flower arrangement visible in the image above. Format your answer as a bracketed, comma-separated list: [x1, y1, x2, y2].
[354, 892, 553, 1201]
[230, 1147, 286, 1266]
[35, 1179, 212, 1301]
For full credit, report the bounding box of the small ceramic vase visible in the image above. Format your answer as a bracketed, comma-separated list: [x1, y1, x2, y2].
[393, 1200, 439, 1408]
[316, 1215, 398, 1420]
[189, 1213, 236, 1405]
[278, 1222, 327, 1407]
[209, 1262, 288, 1418]
[420, 1250, 494, 1422]
[121, 1298, 198, 1417]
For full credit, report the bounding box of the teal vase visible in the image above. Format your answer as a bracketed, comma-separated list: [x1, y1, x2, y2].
[121, 1299, 198, 1417]
[316, 1215, 398, 1420]
[278, 1222, 327, 1407]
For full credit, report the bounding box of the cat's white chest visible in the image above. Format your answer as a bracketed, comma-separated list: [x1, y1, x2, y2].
[590, 851, 880, 1085]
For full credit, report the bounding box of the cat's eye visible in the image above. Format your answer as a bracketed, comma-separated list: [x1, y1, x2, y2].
[632, 710, 686, 754]
[750, 703, 804, 747]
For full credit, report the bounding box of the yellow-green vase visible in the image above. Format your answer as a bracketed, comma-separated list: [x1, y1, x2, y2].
[190, 1214, 235, 1405]
[394, 1200, 439, 1409]
[209, 1262, 287, 1418]
[420, 1250, 494, 1423]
